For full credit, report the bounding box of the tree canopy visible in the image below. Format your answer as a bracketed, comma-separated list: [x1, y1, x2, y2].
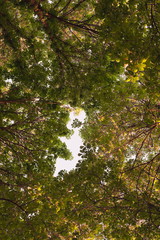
[0, 0, 160, 239]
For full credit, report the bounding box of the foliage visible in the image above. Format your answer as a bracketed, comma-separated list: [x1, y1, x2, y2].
[0, 0, 160, 239]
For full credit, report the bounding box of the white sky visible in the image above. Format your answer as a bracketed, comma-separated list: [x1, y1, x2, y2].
[54, 110, 86, 176]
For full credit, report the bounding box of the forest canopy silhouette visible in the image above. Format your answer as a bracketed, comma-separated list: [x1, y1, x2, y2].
[0, 0, 160, 239]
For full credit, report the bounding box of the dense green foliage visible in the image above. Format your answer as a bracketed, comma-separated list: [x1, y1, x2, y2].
[0, 0, 160, 239]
